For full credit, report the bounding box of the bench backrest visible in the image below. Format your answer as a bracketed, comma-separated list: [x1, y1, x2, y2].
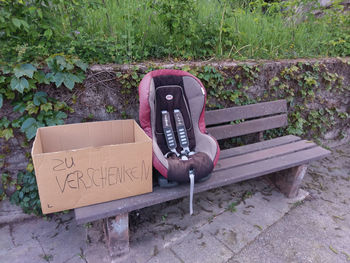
[205, 100, 288, 140]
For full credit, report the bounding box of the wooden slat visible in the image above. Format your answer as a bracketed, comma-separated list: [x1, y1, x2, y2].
[75, 146, 330, 224]
[220, 135, 301, 159]
[206, 100, 287, 126]
[216, 140, 316, 171]
[207, 114, 288, 140]
[203, 146, 330, 193]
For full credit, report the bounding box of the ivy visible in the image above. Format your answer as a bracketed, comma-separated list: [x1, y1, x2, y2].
[10, 171, 41, 215]
[0, 54, 87, 214]
[14, 63, 37, 78]
[114, 63, 348, 141]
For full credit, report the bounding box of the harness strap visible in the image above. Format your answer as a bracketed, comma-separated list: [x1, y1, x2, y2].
[162, 109, 195, 215]
[174, 109, 191, 156]
[161, 110, 179, 157]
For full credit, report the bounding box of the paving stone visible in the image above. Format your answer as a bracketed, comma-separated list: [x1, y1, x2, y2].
[38, 218, 86, 263]
[8, 212, 87, 263]
[82, 221, 111, 263]
[0, 243, 43, 263]
[147, 248, 183, 263]
[200, 211, 260, 254]
[232, 143, 350, 263]
[0, 200, 35, 225]
[11, 217, 60, 246]
[0, 225, 15, 256]
[234, 192, 283, 230]
[171, 230, 233, 263]
[256, 188, 309, 214]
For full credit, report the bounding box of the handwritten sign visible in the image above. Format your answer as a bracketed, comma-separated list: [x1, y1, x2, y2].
[52, 157, 151, 193]
[32, 121, 153, 214]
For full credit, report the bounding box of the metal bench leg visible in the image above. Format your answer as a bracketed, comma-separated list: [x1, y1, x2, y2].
[103, 213, 130, 258]
[268, 165, 308, 198]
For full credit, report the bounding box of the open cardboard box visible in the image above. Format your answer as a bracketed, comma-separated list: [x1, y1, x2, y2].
[31, 120, 152, 214]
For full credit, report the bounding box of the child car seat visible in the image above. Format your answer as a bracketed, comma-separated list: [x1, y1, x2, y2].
[139, 69, 220, 214]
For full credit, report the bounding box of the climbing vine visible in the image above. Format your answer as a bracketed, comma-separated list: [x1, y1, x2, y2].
[0, 54, 87, 214]
[114, 61, 349, 141]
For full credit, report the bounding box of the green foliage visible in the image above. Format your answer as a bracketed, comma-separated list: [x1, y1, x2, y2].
[114, 61, 348, 142]
[1, 173, 14, 200]
[0, 54, 85, 214]
[105, 105, 116, 113]
[46, 55, 86, 90]
[0, 54, 84, 141]
[227, 202, 238, 213]
[153, 0, 200, 58]
[10, 171, 42, 215]
[0, 117, 14, 141]
[1, 0, 349, 64]
[267, 62, 349, 138]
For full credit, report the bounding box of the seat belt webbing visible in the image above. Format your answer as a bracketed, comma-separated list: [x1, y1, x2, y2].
[161, 110, 179, 156]
[174, 109, 191, 155]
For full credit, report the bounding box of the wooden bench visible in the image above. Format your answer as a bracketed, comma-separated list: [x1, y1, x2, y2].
[74, 99, 331, 258]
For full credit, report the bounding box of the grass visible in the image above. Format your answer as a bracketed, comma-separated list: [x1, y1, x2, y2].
[79, 0, 348, 61]
[1, 0, 349, 64]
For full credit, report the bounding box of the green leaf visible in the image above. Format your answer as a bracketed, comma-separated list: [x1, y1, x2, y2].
[0, 65, 11, 75]
[33, 91, 47, 106]
[53, 101, 67, 111]
[14, 64, 37, 78]
[56, 56, 73, 71]
[25, 102, 39, 115]
[55, 111, 67, 119]
[34, 71, 50, 84]
[40, 102, 52, 112]
[44, 28, 52, 39]
[45, 111, 67, 126]
[53, 72, 81, 90]
[1, 128, 14, 141]
[63, 73, 81, 90]
[13, 102, 26, 113]
[12, 18, 25, 28]
[11, 119, 22, 128]
[21, 118, 36, 131]
[53, 72, 64, 88]
[10, 77, 29, 93]
[22, 93, 33, 101]
[0, 94, 2, 109]
[47, 55, 74, 72]
[37, 8, 43, 19]
[63, 74, 75, 90]
[73, 59, 88, 71]
[20, 118, 41, 140]
[4, 89, 15, 100]
[0, 117, 11, 128]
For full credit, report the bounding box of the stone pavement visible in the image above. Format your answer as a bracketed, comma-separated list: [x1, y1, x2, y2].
[0, 143, 349, 263]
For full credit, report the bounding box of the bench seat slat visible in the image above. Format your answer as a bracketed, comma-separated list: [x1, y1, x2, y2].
[216, 140, 317, 171]
[207, 114, 288, 140]
[219, 135, 301, 159]
[206, 100, 287, 126]
[75, 145, 330, 224]
[199, 146, 330, 194]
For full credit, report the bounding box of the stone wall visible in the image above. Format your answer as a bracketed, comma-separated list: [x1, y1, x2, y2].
[1, 58, 349, 180]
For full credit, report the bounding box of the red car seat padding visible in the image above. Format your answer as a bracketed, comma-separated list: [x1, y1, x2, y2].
[139, 69, 220, 183]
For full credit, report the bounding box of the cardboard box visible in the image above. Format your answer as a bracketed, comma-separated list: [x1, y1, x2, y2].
[31, 120, 152, 214]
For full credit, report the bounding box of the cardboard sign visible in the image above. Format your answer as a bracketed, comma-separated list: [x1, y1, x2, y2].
[31, 120, 152, 214]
